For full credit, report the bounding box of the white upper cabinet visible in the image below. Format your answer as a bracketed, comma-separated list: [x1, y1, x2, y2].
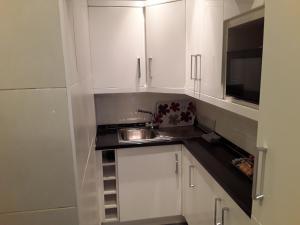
[186, 0, 204, 93]
[146, 0, 186, 92]
[89, 6, 146, 93]
[0, 0, 66, 89]
[224, 0, 265, 20]
[186, 0, 224, 99]
[117, 145, 182, 222]
[200, 0, 224, 99]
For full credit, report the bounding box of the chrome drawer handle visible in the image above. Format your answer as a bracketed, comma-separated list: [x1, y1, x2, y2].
[221, 207, 229, 225]
[148, 57, 153, 79]
[175, 153, 179, 175]
[253, 147, 268, 200]
[214, 198, 221, 225]
[137, 58, 141, 79]
[189, 165, 195, 188]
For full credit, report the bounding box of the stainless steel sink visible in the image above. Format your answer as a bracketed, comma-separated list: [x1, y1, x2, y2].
[118, 128, 172, 143]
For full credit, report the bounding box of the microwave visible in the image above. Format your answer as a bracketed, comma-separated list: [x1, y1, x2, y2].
[224, 9, 264, 105]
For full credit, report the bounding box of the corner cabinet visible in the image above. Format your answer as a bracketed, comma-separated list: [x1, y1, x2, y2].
[186, 0, 224, 99]
[89, 6, 146, 93]
[146, 0, 186, 93]
[185, 0, 260, 121]
[182, 146, 252, 225]
[117, 145, 182, 222]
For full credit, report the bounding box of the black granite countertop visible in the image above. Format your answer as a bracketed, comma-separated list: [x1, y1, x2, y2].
[96, 124, 253, 217]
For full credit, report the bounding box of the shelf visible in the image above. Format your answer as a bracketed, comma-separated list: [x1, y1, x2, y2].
[103, 176, 116, 181]
[103, 217, 118, 223]
[104, 208, 118, 222]
[93, 86, 184, 95]
[104, 190, 117, 195]
[102, 150, 116, 164]
[103, 165, 116, 179]
[104, 204, 118, 209]
[99, 149, 119, 223]
[104, 180, 116, 191]
[104, 194, 117, 206]
[185, 89, 259, 121]
[103, 162, 116, 167]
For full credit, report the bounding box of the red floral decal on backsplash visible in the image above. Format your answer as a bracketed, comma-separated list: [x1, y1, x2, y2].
[153, 113, 163, 124]
[170, 102, 180, 112]
[181, 111, 192, 122]
[168, 114, 180, 125]
[156, 100, 196, 128]
[158, 104, 170, 115]
[187, 102, 196, 114]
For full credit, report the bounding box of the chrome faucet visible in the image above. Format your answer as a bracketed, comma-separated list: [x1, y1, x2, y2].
[137, 109, 156, 129]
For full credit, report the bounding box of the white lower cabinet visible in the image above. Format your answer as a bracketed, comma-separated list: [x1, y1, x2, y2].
[182, 147, 216, 225]
[117, 145, 182, 222]
[98, 145, 252, 224]
[182, 146, 251, 225]
[221, 191, 252, 225]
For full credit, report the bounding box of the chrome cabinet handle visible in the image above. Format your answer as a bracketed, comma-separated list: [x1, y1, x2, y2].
[190, 55, 199, 80]
[214, 198, 221, 225]
[137, 58, 141, 79]
[189, 165, 195, 188]
[175, 153, 179, 175]
[148, 57, 153, 79]
[253, 147, 268, 200]
[196, 54, 202, 81]
[190, 55, 195, 80]
[221, 207, 229, 225]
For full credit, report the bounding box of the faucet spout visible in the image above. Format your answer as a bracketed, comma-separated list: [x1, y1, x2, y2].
[137, 109, 156, 129]
[137, 109, 153, 116]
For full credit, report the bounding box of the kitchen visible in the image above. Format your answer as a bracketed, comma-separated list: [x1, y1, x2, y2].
[0, 0, 299, 225]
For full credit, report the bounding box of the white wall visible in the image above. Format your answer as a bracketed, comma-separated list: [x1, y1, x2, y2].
[95, 93, 187, 125]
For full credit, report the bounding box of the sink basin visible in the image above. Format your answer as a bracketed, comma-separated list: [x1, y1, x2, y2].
[118, 128, 170, 143]
[118, 128, 157, 142]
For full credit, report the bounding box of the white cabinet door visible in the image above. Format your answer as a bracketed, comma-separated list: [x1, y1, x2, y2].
[182, 147, 197, 225]
[146, 1, 186, 91]
[0, 89, 76, 213]
[224, 0, 265, 20]
[186, 0, 205, 93]
[252, 1, 300, 225]
[186, 0, 224, 99]
[117, 145, 182, 222]
[89, 7, 146, 93]
[221, 191, 251, 225]
[0, 0, 66, 89]
[200, 0, 224, 99]
[182, 147, 216, 225]
[193, 160, 218, 225]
